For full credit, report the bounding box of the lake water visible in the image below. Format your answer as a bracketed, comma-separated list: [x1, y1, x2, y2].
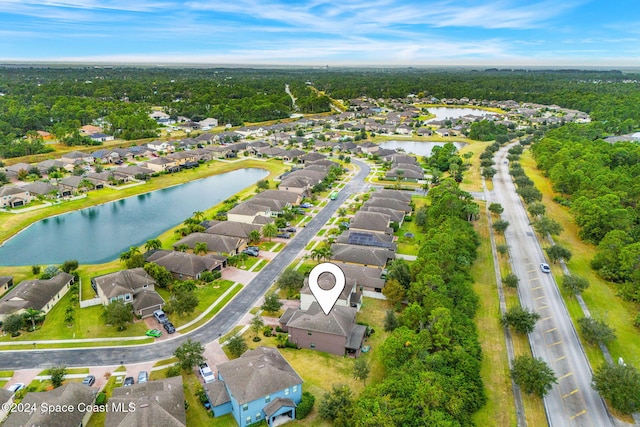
[426, 107, 499, 122]
[380, 140, 467, 157]
[0, 168, 268, 266]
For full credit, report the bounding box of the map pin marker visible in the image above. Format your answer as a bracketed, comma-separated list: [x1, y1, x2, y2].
[308, 262, 346, 315]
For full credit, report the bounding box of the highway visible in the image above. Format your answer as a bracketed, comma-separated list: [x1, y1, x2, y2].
[0, 160, 370, 370]
[489, 144, 612, 427]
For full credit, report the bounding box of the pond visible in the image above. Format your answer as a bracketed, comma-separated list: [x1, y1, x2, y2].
[426, 107, 500, 122]
[0, 168, 268, 266]
[380, 140, 467, 157]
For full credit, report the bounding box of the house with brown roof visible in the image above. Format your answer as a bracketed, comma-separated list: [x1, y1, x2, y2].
[145, 156, 180, 173]
[280, 303, 367, 358]
[204, 221, 264, 239]
[4, 382, 95, 427]
[252, 190, 302, 206]
[300, 272, 361, 311]
[332, 262, 386, 295]
[363, 197, 412, 214]
[145, 250, 225, 280]
[106, 376, 186, 427]
[349, 211, 393, 234]
[208, 347, 303, 427]
[91, 268, 164, 318]
[369, 189, 413, 203]
[227, 202, 274, 224]
[0, 273, 74, 321]
[0, 185, 33, 208]
[173, 233, 246, 255]
[330, 243, 395, 267]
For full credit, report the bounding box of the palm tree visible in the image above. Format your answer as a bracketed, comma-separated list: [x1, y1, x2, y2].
[192, 211, 205, 222]
[22, 308, 44, 331]
[262, 223, 278, 241]
[310, 248, 324, 262]
[320, 246, 333, 261]
[176, 244, 189, 252]
[145, 239, 162, 252]
[249, 229, 262, 244]
[194, 241, 208, 255]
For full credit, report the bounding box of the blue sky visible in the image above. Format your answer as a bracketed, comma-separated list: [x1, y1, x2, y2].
[0, 0, 638, 66]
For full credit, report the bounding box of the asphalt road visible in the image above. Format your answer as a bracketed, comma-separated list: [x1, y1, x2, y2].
[489, 144, 612, 427]
[0, 160, 371, 370]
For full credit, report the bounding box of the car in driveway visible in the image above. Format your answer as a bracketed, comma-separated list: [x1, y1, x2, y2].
[163, 322, 176, 334]
[153, 309, 169, 324]
[540, 263, 551, 273]
[276, 232, 291, 239]
[8, 383, 25, 393]
[82, 375, 95, 386]
[145, 329, 162, 338]
[138, 371, 148, 384]
[242, 247, 259, 257]
[199, 362, 215, 383]
[300, 202, 313, 208]
[123, 377, 135, 386]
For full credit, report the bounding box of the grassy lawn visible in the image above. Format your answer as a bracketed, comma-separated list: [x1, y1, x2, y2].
[258, 241, 279, 251]
[178, 283, 242, 334]
[153, 357, 178, 367]
[459, 140, 491, 193]
[316, 229, 326, 237]
[521, 151, 640, 369]
[395, 195, 427, 255]
[0, 370, 15, 377]
[233, 256, 261, 271]
[220, 325, 244, 345]
[78, 261, 121, 301]
[37, 367, 89, 376]
[471, 204, 517, 427]
[182, 372, 218, 425]
[157, 280, 235, 328]
[252, 260, 267, 272]
[0, 291, 148, 342]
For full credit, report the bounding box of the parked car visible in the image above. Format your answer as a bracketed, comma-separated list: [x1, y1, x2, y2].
[82, 375, 95, 386]
[145, 329, 162, 338]
[138, 371, 148, 384]
[276, 232, 291, 239]
[153, 310, 169, 324]
[540, 263, 551, 273]
[123, 377, 135, 386]
[163, 322, 176, 334]
[285, 227, 296, 233]
[242, 248, 259, 257]
[199, 362, 216, 383]
[8, 383, 25, 393]
[300, 202, 313, 208]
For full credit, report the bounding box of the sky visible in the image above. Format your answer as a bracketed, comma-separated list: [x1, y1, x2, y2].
[0, 0, 638, 66]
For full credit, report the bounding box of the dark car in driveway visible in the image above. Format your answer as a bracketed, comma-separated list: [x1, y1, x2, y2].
[123, 377, 135, 386]
[242, 248, 259, 257]
[276, 232, 291, 239]
[163, 322, 176, 334]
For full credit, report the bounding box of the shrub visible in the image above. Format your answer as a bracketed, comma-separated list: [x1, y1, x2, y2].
[252, 336, 262, 342]
[296, 391, 316, 420]
[95, 392, 107, 405]
[284, 341, 299, 349]
[31, 265, 41, 275]
[262, 326, 273, 337]
[166, 365, 182, 378]
[275, 326, 284, 333]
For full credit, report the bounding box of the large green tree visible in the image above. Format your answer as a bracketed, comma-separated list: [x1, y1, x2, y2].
[511, 356, 557, 397]
[592, 363, 640, 414]
[102, 300, 133, 331]
[174, 338, 205, 371]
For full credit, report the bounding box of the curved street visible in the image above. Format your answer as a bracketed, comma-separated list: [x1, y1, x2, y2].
[0, 160, 371, 370]
[489, 144, 612, 427]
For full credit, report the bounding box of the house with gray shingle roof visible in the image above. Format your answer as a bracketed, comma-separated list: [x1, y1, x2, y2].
[281, 303, 367, 358]
[209, 346, 302, 427]
[91, 268, 164, 318]
[330, 243, 395, 267]
[145, 250, 225, 280]
[4, 382, 95, 427]
[349, 211, 393, 234]
[0, 273, 74, 321]
[173, 233, 246, 255]
[0, 185, 33, 208]
[106, 376, 186, 427]
[204, 221, 264, 239]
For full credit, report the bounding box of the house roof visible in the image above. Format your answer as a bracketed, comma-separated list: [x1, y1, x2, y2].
[286, 303, 356, 337]
[350, 211, 391, 233]
[369, 189, 413, 203]
[93, 268, 156, 299]
[386, 167, 424, 179]
[204, 381, 231, 407]
[21, 181, 57, 195]
[330, 243, 395, 267]
[345, 324, 367, 350]
[217, 347, 302, 405]
[301, 272, 354, 301]
[361, 206, 405, 223]
[264, 397, 297, 418]
[228, 202, 272, 216]
[106, 377, 186, 427]
[278, 307, 297, 326]
[131, 289, 165, 312]
[299, 152, 326, 162]
[0, 276, 13, 287]
[172, 233, 245, 254]
[327, 262, 385, 291]
[146, 251, 223, 277]
[252, 190, 301, 205]
[0, 186, 26, 197]
[336, 230, 396, 249]
[363, 198, 411, 213]
[0, 273, 73, 315]
[115, 165, 154, 176]
[4, 382, 95, 427]
[5, 162, 30, 172]
[60, 175, 84, 188]
[204, 221, 263, 239]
